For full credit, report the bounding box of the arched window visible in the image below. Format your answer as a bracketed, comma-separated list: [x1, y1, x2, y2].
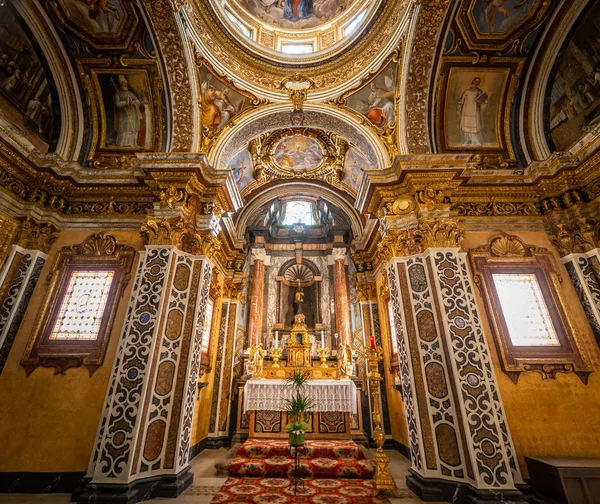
[282, 201, 314, 225]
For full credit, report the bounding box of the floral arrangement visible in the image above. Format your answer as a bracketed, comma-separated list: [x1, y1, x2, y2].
[284, 368, 313, 447]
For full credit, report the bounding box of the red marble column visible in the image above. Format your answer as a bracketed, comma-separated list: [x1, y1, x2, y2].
[247, 248, 266, 348]
[332, 248, 351, 346]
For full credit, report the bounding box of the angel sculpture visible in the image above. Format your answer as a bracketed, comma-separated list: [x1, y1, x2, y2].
[249, 343, 266, 378]
[337, 343, 353, 378]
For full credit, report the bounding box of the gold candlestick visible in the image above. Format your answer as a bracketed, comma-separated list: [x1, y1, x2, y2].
[269, 347, 283, 367]
[316, 347, 329, 368]
[366, 346, 398, 498]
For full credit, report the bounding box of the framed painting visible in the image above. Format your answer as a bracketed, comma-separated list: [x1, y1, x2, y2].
[437, 58, 523, 161]
[79, 59, 164, 164]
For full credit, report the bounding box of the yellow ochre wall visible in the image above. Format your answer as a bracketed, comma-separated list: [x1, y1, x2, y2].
[0, 230, 144, 472]
[463, 231, 600, 477]
[190, 277, 226, 447]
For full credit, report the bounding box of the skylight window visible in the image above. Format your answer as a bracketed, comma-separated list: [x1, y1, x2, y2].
[281, 43, 314, 55]
[344, 10, 366, 37]
[225, 8, 252, 38]
[283, 201, 314, 225]
[492, 273, 560, 347]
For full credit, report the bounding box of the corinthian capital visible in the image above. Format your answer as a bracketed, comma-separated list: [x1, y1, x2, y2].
[252, 248, 267, 263]
[414, 218, 464, 250]
[549, 218, 599, 257]
[331, 247, 347, 262]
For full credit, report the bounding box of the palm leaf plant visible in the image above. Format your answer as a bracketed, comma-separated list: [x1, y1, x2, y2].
[284, 368, 312, 446]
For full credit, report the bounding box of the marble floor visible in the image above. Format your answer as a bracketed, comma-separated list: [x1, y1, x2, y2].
[2, 448, 443, 504]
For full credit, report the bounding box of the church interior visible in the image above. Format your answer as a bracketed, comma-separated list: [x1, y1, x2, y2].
[1, 0, 600, 503]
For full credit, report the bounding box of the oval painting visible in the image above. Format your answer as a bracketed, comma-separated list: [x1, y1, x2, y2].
[274, 135, 323, 171]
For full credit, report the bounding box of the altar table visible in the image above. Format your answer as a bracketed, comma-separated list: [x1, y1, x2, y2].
[243, 379, 358, 414]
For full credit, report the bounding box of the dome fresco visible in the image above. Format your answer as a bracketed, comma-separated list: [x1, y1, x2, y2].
[232, 0, 357, 30]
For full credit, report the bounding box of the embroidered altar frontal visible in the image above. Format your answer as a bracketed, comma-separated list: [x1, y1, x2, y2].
[242, 379, 359, 440]
[243, 379, 357, 413]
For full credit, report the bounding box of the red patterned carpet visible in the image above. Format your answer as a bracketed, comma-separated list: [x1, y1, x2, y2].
[210, 477, 392, 503]
[229, 439, 375, 479]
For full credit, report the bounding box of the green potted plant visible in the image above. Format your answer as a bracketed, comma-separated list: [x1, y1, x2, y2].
[284, 369, 313, 447]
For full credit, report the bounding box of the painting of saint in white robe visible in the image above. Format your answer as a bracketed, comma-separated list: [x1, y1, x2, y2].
[456, 77, 490, 146]
[112, 75, 147, 147]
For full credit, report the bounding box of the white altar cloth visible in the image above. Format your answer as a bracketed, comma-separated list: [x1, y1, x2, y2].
[243, 379, 357, 414]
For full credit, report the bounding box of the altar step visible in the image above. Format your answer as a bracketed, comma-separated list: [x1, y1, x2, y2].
[229, 439, 375, 479]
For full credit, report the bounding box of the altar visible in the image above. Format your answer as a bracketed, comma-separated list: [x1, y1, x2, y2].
[233, 275, 367, 441]
[243, 379, 357, 414]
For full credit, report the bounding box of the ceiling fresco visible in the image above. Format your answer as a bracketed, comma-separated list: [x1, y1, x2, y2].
[232, 0, 356, 29]
[546, 1, 600, 152]
[0, 0, 58, 153]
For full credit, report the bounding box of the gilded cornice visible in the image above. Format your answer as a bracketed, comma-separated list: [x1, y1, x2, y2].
[186, 0, 411, 96]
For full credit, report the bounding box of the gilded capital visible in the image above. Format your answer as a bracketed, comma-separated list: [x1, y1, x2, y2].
[140, 216, 222, 259]
[549, 218, 599, 257]
[356, 282, 376, 302]
[377, 228, 422, 262]
[414, 219, 464, 251]
[16, 218, 60, 254]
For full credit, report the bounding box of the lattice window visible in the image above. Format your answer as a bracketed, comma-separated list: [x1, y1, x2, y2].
[469, 234, 591, 384]
[49, 271, 115, 341]
[492, 273, 560, 347]
[21, 234, 135, 377]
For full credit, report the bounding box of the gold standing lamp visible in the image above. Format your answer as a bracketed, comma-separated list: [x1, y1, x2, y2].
[367, 346, 399, 498]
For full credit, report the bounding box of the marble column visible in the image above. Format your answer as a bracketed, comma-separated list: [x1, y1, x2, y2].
[386, 242, 525, 502]
[0, 245, 47, 374]
[80, 245, 213, 504]
[247, 247, 267, 348]
[332, 247, 351, 346]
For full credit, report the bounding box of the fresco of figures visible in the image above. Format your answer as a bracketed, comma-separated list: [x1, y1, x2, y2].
[445, 67, 508, 149]
[199, 66, 249, 131]
[235, 0, 353, 29]
[0, 2, 54, 152]
[548, 1, 600, 152]
[343, 147, 367, 190]
[61, 0, 125, 34]
[229, 148, 255, 190]
[472, 0, 535, 34]
[345, 61, 397, 129]
[274, 135, 323, 171]
[95, 71, 154, 150]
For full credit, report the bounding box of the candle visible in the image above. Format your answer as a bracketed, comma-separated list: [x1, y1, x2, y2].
[321, 330, 324, 349]
[275, 331, 278, 349]
[370, 336, 375, 350]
